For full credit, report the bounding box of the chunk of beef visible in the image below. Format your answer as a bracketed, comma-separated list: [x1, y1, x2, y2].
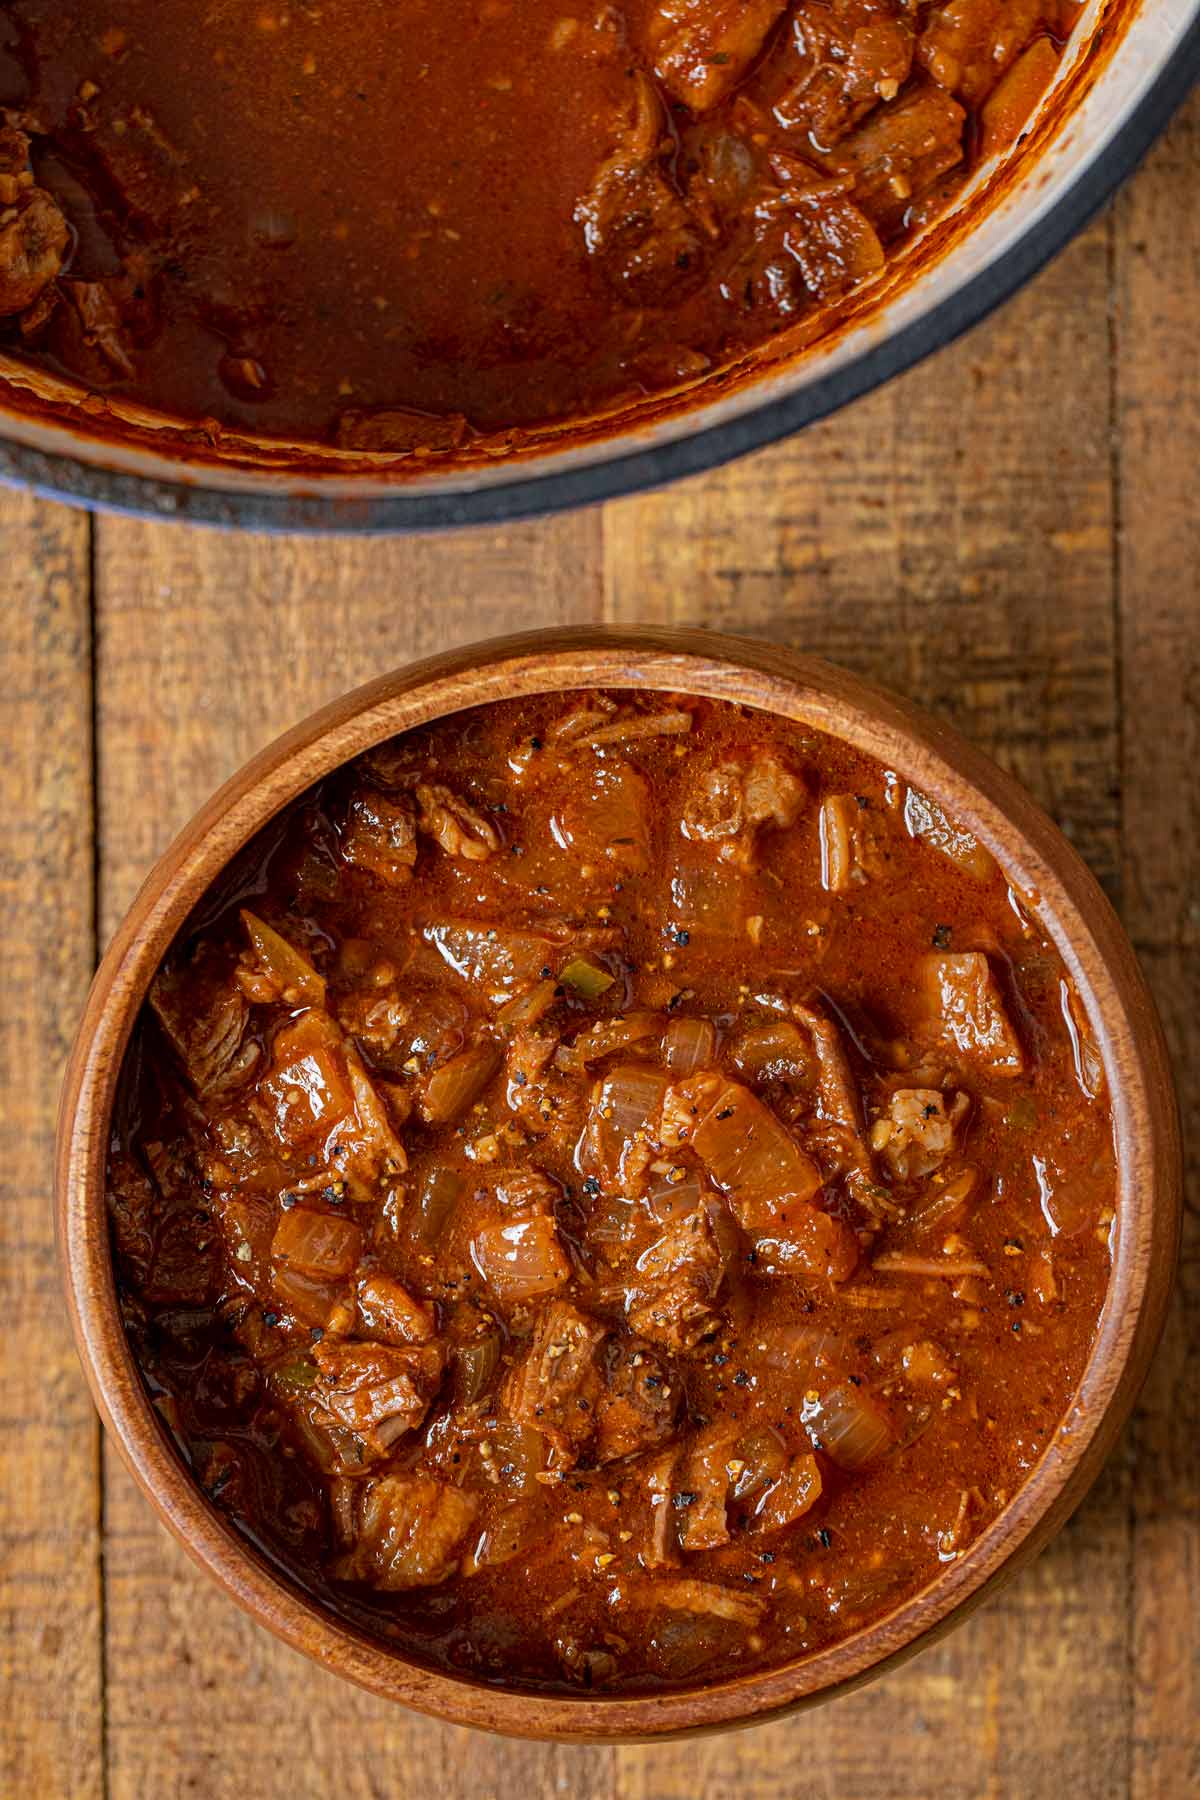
[106, 1155, 157, 1288]
[414, 781, 500, 862]
[574, 73, 707, 305]
[829, 83, 966, 237]
[673, 1424, 740, 1551]
[768, 161, 888, 303]
[341, 788, 418, 886]
[150, 949, 258, 1097]
[504, 1024, 572, 1140]
[502, 1299, 607, 1462]
[626, 1199, 732, 1351]
[594, 1336, 680, 1462]
[875, 1086, 969, 1180]
[61, 280, 136, 378]
[334, 987, 412, 1061]
[253, 1009, 408, 1190]
[0, 124, 69, 317]
[311, 1339, 445, 1457]
[334, 1472, 479, 1590]
[772, 2, 915, 149]
[917, 951, 1025, 1077]
[680, 752, 806, 862]
[648, 0, 789, 112]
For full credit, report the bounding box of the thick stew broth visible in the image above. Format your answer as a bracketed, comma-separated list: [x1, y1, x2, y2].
[108, 692, 1113, 1693]
[1, 2, 1081, 452]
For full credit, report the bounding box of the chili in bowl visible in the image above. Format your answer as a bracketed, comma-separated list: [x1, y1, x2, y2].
[57, 628, 1179, 1738]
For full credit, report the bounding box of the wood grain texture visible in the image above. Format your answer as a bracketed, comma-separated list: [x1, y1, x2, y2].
[605, 218, 1133, 1798]
[0, 491, 100, 1795]
[1113, 88, 1200, 1800]
[93, 517, 613, 1799]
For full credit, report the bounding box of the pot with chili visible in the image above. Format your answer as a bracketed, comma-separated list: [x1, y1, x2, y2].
[1, 1, 1085, 460]
[94, 674, 1136, 1706]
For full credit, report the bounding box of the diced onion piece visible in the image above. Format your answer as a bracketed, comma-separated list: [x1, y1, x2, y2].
[729, 1019, 809, 1084]
[754, 1454, 823, 1532]
[555, 1011, 663, 1072]
[451, 1331, 501, 1405]
[902, 1164, 978, 1239]
[497, 978, 559, 1031]
[1060, 976, 1105, 1101]
[669, 859, 743, 936]
[818, 795, 857, 893]
[413, 1167, 461, 1248]
[559, 954, 615, 1000]
[573, 709, 694, 748]
[903, 788, 996, 881]
[650, 1579, 766, 1628]
[587, 1190, 638, 1247]
[272, 1206, 362, 1279]
[466, 1495, 540, 1571]
[356, 1271, 435, 1344]
[417, 1039, 501, 1124]
[872, 1250, 988, 1278]
[487, 1422, 547, 1496]
[663, 1016, 716, 1075]
[425, 921, 555, 1002]
[979, 36, 1058, 159]
[471, 1213, 571, 1305]
[805, 1382, 893, 1470]
[580, 1063, 670, 1184]
[688, 1077, 822, 1221]
[756, 1322, 845, 1377]
[271, 1263, 343, 1330]
[644, 1170, 705, 1226]
[240, 909, 326, 1006]
[730, 1424, 788, 1499]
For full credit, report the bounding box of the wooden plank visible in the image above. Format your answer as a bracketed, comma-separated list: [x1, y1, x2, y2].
[94, 514, 614, 1799]
[0, 492, 101, 1796]
[1113, 86, 1200, 1800]
[606, 218, 1128, 1799]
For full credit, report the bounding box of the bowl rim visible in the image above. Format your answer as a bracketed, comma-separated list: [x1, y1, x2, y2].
[56, 626, 1181, 1739]
[8, 22, 1200, 535]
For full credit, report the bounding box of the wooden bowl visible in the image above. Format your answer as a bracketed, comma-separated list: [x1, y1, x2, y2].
[57, 627, 1181, 1740]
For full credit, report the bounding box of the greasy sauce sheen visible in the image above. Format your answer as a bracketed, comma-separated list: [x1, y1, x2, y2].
[0, 1, 1081, 452]
[108, 693, 1114, 1693]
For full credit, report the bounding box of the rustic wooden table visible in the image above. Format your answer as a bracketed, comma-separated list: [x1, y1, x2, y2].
[4, 89, 1197, 1800]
